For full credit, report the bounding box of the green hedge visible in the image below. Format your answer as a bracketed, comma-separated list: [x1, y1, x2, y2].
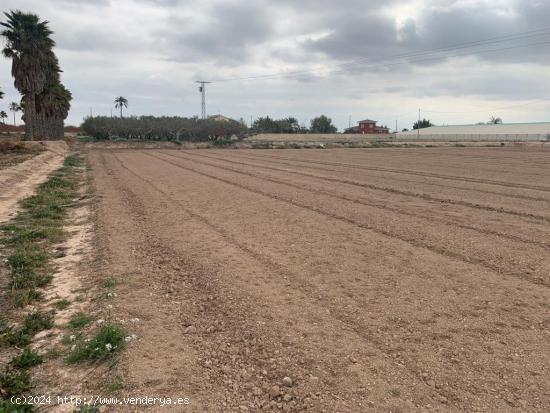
[81, 116, 247, 141]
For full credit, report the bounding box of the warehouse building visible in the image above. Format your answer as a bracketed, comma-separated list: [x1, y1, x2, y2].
[398, 122, 550, 141]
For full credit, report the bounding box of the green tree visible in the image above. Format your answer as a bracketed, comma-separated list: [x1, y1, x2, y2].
[1, 11, 56, 139]
[0, 87, 4, 99]
[0, 110, 7, 124]
[413, 118, 433, 130]
[9, 101, 21, 126]
[309, 115, 337, 133]
[114, 96, 128, 118]
[488, 116, 502, 124]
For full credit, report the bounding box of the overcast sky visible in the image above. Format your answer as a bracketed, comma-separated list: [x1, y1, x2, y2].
[1, 0, 550, 130]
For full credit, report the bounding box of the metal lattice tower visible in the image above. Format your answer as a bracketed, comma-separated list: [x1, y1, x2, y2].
[196, 81, 211, 119]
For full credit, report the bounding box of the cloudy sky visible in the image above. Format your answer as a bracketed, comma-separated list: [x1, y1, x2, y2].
[1, 0, 550, 130]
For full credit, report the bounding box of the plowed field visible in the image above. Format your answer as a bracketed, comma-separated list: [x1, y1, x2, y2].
[89, 147, 550, 412]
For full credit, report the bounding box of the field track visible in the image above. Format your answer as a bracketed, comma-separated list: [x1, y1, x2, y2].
[90, 147, 550, 412]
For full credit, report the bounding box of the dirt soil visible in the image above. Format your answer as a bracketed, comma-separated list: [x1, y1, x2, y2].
[0, 141, 68, 224]
[88, 147, 550, 412]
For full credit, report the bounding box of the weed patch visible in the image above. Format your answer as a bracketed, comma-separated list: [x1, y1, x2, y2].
[1, 155, 82, 307]
[67, 324, 125, 363]
[10, 348, 43, 369]
[54, 299, 71, 310]
[0, 398, 34, 413]
[3, 311, 54, 347]
[0, 369, 31, 397]
[67, 313, 93, 330]
[101, 277, 117, 289]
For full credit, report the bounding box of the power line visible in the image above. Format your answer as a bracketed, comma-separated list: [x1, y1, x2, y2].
[210, 26, 550, 82]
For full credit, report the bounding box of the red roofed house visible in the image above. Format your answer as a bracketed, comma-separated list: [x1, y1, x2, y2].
[357, 119, 390, 134]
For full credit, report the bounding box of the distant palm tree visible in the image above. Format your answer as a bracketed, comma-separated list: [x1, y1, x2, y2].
[114, 96, 128, 118]
[9, 101, 21, 126]
[0, 110, 7, 124]
[0, 87, 4, 100]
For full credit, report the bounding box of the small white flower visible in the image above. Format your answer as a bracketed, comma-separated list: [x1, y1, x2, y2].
[107, 304, 113, 309]
[105, 343, 113, 352]
[69, 335, 76, 342]
[97, 319, 104, 325]
[84, 338, 91, 343]
[130, 318, 140, 323]
[71, 344, 76, 351]
[107, 292, 113, 297]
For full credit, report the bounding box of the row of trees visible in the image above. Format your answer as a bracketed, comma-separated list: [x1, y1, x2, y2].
[251, 115, 337, 134]
[81, 116, 248, 141]
[1, 11, 72, 139]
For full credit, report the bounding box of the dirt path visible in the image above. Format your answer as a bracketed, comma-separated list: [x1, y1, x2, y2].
[0, 141, 68, 224]
[89, 148, 550, 412]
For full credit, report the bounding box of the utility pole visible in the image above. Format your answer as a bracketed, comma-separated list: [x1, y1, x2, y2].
[196, 81, 211, 119]
[395, 119, 398, 134]
[417, 109, 421, 139]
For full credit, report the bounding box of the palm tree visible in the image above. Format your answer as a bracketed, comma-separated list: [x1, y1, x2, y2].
[9, 101, 21, 126]
[114, 96, 128, 118]
[0, 110, 7, 124]
[0, 87, 4, 100]
[37, 80, 71, 138]
[1, 11, 56, 139]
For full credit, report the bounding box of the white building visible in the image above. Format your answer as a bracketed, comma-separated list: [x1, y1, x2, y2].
[398, 122, 550, 141]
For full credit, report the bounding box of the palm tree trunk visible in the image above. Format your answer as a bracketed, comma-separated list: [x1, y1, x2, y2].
[24, 92, 35, 139]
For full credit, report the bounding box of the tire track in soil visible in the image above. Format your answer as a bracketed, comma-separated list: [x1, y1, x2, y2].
[167, 150, 550, 250]
[181, 151, 550, 224]
[212, 151, 550, 204]
[106, 152, 446, 412]
[146, 151, 548, 287]
[112, 151, 550, 412]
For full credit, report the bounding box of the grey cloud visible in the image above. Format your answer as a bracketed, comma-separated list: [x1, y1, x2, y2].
[159, 1, 275, 64]
[301, 0, 550, 69]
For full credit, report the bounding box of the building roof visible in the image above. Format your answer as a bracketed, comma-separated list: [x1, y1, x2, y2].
[398, 122, 550, 136]
[208, 114, 233, 122]
[358, 119, 377, 124]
